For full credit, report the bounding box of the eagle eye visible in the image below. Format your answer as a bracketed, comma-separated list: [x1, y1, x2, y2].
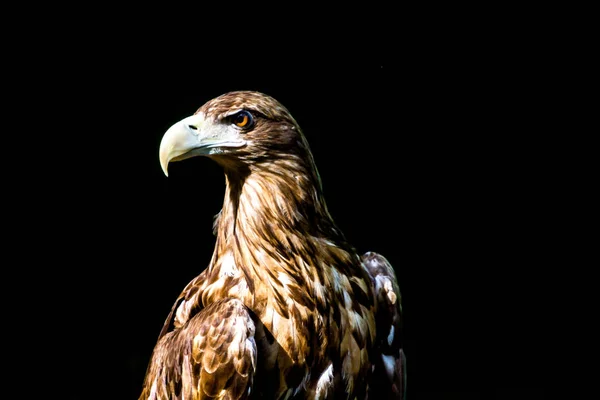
[231, 110, 254, 129]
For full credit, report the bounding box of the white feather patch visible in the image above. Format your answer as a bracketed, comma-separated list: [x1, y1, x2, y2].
[343, 290, 353, 309]
[278, 272, 292, 286]
[315, 363, 334, 399]
[382, 354, 396, 380]
[220, 252, 237, 277]
[388, 325, 395, 347]
[384, 279, 397, 304]
[148, 379, 158, 400]
[313, 281, 326, 302]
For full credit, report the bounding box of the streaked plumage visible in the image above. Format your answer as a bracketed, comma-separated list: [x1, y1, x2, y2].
[139, 91, 406, 399]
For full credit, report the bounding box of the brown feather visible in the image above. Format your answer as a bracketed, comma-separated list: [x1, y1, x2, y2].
[140, 91, 405, 399]
[139, 299, 256, 400]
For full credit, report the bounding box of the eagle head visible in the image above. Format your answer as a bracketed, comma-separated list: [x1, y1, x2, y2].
[159, 91, 306, 176]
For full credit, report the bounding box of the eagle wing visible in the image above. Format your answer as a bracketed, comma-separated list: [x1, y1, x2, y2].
[139, 298, 257, 400]
[362, 251, 407, 399]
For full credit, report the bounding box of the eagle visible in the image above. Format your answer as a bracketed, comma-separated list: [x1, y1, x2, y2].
[139, 91, 406, 399]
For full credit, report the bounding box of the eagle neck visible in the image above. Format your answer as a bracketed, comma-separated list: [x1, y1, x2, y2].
[211, 157, 346, 307]
[218, 157, 336, 248]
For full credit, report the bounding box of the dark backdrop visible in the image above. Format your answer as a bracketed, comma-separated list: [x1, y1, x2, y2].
[9, 13, 553, 400]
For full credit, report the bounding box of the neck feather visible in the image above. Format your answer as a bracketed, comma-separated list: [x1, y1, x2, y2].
[210, 155, 353, 302]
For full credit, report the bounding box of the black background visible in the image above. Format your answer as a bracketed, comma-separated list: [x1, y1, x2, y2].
[7, 10, 556, 400]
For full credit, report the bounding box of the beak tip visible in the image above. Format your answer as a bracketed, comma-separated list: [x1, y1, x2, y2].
[159, 147, 170, 177]
[160, 162, 169, 177]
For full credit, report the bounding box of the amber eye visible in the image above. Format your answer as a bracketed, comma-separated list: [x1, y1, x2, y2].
[232, 110, 253, 129]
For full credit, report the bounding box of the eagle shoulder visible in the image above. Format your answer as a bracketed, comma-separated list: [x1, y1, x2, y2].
[139, 298, 257, 400]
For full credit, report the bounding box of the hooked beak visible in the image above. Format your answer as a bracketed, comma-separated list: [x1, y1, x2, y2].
[159, 113, 246, 176]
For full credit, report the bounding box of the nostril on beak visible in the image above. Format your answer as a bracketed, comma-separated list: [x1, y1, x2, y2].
[188, 124, 198, 131]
